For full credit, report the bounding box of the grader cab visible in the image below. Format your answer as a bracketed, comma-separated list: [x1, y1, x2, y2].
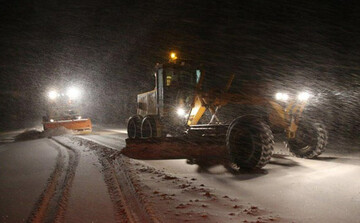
[126, 53, 327, 169]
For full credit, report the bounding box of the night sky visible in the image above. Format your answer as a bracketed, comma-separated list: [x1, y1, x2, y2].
[0, 0, 359, 137]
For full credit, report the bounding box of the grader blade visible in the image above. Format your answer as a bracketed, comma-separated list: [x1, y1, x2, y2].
[122, 137, 226, 160]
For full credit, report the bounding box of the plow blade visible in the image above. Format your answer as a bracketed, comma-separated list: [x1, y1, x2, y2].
[122, 137, 226, 160]
[43, 119, 92, 134]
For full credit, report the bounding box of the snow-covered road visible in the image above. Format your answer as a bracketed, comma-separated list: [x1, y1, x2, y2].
[81, 127, 360, 223]
[0, 139, 59, 222]
[0, 127, 359, 222]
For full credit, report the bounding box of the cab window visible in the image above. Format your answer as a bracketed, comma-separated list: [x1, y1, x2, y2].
[164, 68, 197, 88]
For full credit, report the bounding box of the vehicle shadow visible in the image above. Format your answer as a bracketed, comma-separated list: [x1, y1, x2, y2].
[315, 155, 360, 166]
[269, 154, 300, 167]
[188, 157, 268, 180]
[189, 154, 304, 180]
[315, 156, 338, 161]
[270, 154, 360, 168]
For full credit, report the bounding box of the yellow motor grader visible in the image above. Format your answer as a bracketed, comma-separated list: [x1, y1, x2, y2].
[126, 53, 327, 169]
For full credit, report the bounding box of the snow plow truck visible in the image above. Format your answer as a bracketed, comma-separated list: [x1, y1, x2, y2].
[42, 87, 92, 134]
[125, 53, 328, 169]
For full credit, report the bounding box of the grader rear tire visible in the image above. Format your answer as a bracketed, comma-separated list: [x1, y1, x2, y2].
[286, 122, 327, 158]
[141, 116, 162, 138]
[127, 115, 142, 139]
[226, 116, 274, 169]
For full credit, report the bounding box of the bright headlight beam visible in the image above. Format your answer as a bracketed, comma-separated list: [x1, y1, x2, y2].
[298, 92, 311, 101]
[275, 92, 289, 101]
[48, 90, 58, 100]
[176, 108, 186, 117]
[67, 87, 81, 100]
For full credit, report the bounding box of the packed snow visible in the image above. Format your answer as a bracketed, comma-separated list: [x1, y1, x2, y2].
[1, 127, 360, 222]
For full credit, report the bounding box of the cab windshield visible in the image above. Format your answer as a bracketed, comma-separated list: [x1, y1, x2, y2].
[164, 67, 200, 88]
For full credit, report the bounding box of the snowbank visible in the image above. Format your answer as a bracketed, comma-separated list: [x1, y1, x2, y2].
[15, 127, 73, 141]
[42, 127, 73, 137]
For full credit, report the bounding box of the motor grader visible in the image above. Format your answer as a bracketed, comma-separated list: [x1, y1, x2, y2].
[126, 53, 327, 169]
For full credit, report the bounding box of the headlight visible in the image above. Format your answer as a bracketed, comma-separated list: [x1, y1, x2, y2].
[67, 87, 81, 100]
[176, 107, 186, 117]
[48, 90, 58, 100]
[298, 92, 311, 101]
[275, 92, 289, 101]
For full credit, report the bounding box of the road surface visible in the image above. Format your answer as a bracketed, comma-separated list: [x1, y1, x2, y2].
[0, 126, 359, 222]
[83, 127, 360, 223]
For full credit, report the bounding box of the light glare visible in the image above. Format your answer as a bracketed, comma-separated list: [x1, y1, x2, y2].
[275, 92, 289, 101]
[176, 108, 186, 117]
[170, 52, 177, 60]
[298, 92, 311, 101]
[48, 90, 58, 100]
[67, 87, 81, 99]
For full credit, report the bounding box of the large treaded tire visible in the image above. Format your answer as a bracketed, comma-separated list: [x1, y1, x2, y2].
[285, 122, 327, 158]
[226, 116, 274, 169]
[127, 115, 142, 139]
[141, 116, 154, 138]
[141, 116, 162, 138]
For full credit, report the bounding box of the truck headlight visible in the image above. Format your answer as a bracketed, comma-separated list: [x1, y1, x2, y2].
[48, 90, 58, 100]
[67, 87, 81, 100]
[275, 92, 289, 101]
[297, 92, 311, 101]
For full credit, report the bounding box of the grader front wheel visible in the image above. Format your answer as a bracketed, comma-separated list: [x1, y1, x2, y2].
[226, 116, 274, 169]
[286, 122, 327, 158]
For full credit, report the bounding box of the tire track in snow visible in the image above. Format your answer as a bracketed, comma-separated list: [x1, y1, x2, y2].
[74, 136, 159, 223]
[95, 150, 133, 223]
[50, 138, 79, 223]
[77, 135, 120, 150]
[27, 138, 79, 223]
